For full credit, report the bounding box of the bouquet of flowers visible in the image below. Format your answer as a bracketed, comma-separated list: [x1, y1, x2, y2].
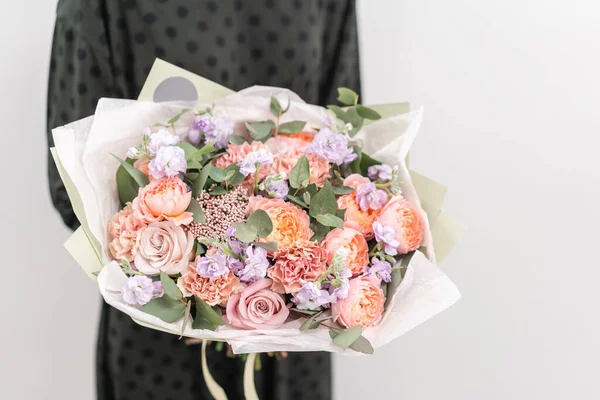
[51, 60, 462, 396]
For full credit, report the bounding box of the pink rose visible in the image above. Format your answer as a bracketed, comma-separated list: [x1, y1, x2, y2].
[108, 204, 146, 263]
[177, 261, 239, 306]
[134, 221, 194, 275]
[332, 275, 385, 328]
[343, 174, 370, 189]
[269, 239, 328, 293]
[226, 278, 289, 330]
[376, 196, 424, 254]
[321, 227, 369, 276]
[132, 177, 193, 225]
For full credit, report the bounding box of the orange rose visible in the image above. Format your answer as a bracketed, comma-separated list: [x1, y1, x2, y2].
[266, 131, 315, 153]
[376, 196, 424, 254]
[132, 177, 193, 225]
[337, 193, 381, 240]
[269, 239, 328, 293]
[248, 196, 313, 249]
[343, 173, 370, 189]
[177, 261, 240, 306]
[321, 228, 369, 276]
[332, 275, 385, 328]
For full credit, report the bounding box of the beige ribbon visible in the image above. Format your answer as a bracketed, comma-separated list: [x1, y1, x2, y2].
[200, 340, 259, 400]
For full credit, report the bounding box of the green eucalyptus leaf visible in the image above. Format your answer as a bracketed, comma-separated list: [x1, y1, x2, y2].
[327, 105, 346, 120]
[336, 208, 346, 220]
[210, 186, 230, 195]
[224, 169, 236, 181]
[350, 147, 362, 174]
[116, 158, 140, 205]
[247, 210, 273, 238]
[316, 213, 344, 228]
[209, 166, 229, 182]
[253, 241, 278, 252]
[289, 155, 310, 189]
[175, 142, 199, 159]
[331, 325, 363, 349]
[278, 120, 306, 134]
[299, 312, 322, 331]
[195, 241, 206, 257]
[160, 272, 183, 300]
[181, 300, 192, 336]
[233, 222, 257, 243]
[140, 296, 186, 323]
[189, 142, 215, 161]
[310, 222, 331, 242]
[302, 192, 311, 205]
[228, 134, 247, 145]
[337, 88, 358, 105]
[270, 96, 282, 117]
[187, 160, 203, 170]
[286, 194, 308, 208]
[349, 335, 374, 354]
[112, 154, 149, 187]
[193, 164, 212, 197]
[225, 164, 246, 186]
[345, 108, 364, 137]
[355, 104, 382, 120]
[359, 152, 382, 176]
[186, 199, 206, 223]
[168, 108, 191, 124]
[194, 297, 225, 327]
[332, 185, 354, 195]
[303, 183, 318, 197]
[246, 121, 275, 142]
[309, 181, 338, 218]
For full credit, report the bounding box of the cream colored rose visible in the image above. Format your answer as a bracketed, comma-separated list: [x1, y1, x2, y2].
[134, 221, 194, 275]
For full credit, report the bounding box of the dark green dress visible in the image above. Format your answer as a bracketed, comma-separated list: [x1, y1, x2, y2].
[47, 1, 361, 399]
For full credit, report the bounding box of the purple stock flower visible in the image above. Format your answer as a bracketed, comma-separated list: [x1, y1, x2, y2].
[368, 164, 393, 181]
[147, 129, 180, 156]
[122, 275, 155, 306]
[189, 115, 233, 150]
[293, 280, 332, 310]
[305, 128, 357, 165]
[148, 146, 187, 179]
[196, 253, 230, 280]
[370, 258, 392, 283]
[152, 281, 164, 299]
[356, 183, 388, 211]
[237, 149, 274, 176]
[372, 221, 400, 256]
[264, 174, 289, 199]
[237, 246, 269, 282]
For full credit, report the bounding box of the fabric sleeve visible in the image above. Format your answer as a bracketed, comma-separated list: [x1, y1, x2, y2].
[46, 14, 114, 230]
[318, 0, 362, 106]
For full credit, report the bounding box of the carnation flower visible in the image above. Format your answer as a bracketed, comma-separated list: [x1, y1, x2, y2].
[355, 182, 388, 211]
[148, 146, 187, 179]
[305, 128, 357, 165]
[147, 129, 180, 156]
[108, 204, 146, 263]
[122, 275, 155, 306]
[269, 239, 328, 294]
[372, 221, 400, 256]
[177, 261, 239, 306]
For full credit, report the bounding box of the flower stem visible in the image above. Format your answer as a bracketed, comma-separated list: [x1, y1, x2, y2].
[253, 163, 260, 195]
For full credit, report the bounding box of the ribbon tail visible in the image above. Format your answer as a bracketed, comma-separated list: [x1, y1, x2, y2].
[243, 353, 259, 400]
[201, 340, 228, 400]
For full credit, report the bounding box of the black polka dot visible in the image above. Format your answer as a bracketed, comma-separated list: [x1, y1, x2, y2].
[141, 348, 153, 359]
[125, 380, 138, 391]
[266, 31, 278, 43]
[171, 380, 183, 390]
[134, 32, 146, 44]
[152, 375, 164, 386]
[67, 63, 74, 75]
[49, 58, 56, 72]
[237, 32, 247, 44]
[60, 112, 68, 122]
[216, 36, 225, 47]
[156, 0, 167, 3]
[59, 79, 66, 90]
[311, 48, 318, 59]
[176, 6, 188, 18]
[123, 338, 134, 349]
[298, 64, 306, 75]
[234, 0, 243, 10]
[267, 64, 278, 76]
[117, 356, 127, 367]
[251, 48, 263, 60]
[309, 14, 317, 25]
[248, 15, 260, 26]
[197, 20, 208, 32]
[206, 55, 217, 67]
[265, 0, 275, 7]
[304, 80, 312, 91]
[69, 97, 75, 108]
[220, 69, 229, 83]
[144, 12, 156, 24]
[160, 355, 173, 366]
[239, 65, 248, 76]
[58, 45, 64, 57]
[155, 47, 166, 58]
[165, 26, 177, 39]
[293, 0, 303, 9]
[327, 2, 337, 13]
[207, 1, 218, 12]
[281, 14, 291, 26]
[186, 41, 198, 53]
[122, 0, 136, 10]
[283, 48, 296, 60]
[298, 30, 308, 42]
[224, 16, 233, 27]
[180, 360, 191, 371]
[65, 29, 74, 42]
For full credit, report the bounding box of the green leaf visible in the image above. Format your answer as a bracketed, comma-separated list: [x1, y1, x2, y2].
[116, 158, 140, 205]
[345, 108, 364, 137]
[195, 241, 206, 257]
[210, 186, 230, 195]
[246, 121, 275, 142]
[225, 164, 245, 186]
[289, 155, 310, 189]
[228, 134, 247, 145]
[140, 296, 186, 323]
[359, 152, 382, 176]
[327, 105, 346, 120]
[112, 154, 149, 187]
[336, 208, 346, 220]
[188, 142, 215, 161]
[303, 183, 318, 197]
[278, 120, 306, 134]
[181, 300, 192, 336]
[193, 164, 212, 197]
[175, 142, 199, 159]
[233, 222, 257, 243]
[356, 104, 382, 120]
[310, 222, 331, 242]
[209, 166, 229, 182]
[350, 147, 362, 174]
[337, 87, 358, 106]
[247, 209, 273, 238]
[300, 312, 322, 331]
[309, 181, 338, 218]
[332, 185, 354, 195]
[286, 194, 308, 208]
[349, 335, 374, 354]
[187, 160, 203, 170]
[186, 199, 206, 223]
[316, 213, 344, 228]
[331, 325, 363, 349]
[192, 297, 225, 330]
[160, 272, 183, 300]
[270, 96, 282, 117]
[253, 241, 278, 252]
[302, 192, 311, 205]
[168, 108, 191, 124]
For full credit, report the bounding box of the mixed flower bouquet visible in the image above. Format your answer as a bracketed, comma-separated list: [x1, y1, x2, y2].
[51, 62, 462, 375]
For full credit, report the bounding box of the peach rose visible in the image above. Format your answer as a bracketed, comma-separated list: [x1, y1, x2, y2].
[214, 141, 271, 191]
[343, 174, 370, 189]
[248, 197, 313, 249]
[177, 261, 240, 306]
[134, 156, 151, 178]
[321, 228, 369, 276]
[134, 221, 194, 275]
[337, 193, 381, 240]
[270, 151, 331, 187]
[269, 239, 328, 293]
[376, 196, 424, 254]
[332, 275, 385, 328]
[132, 177, 193, 225]
[226, 278, 289, 330]
[266, 132, 315, 153]
[108, 204, 146, 262]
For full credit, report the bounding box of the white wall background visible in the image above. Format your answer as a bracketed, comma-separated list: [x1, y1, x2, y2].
[1, 1, 599, 399]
